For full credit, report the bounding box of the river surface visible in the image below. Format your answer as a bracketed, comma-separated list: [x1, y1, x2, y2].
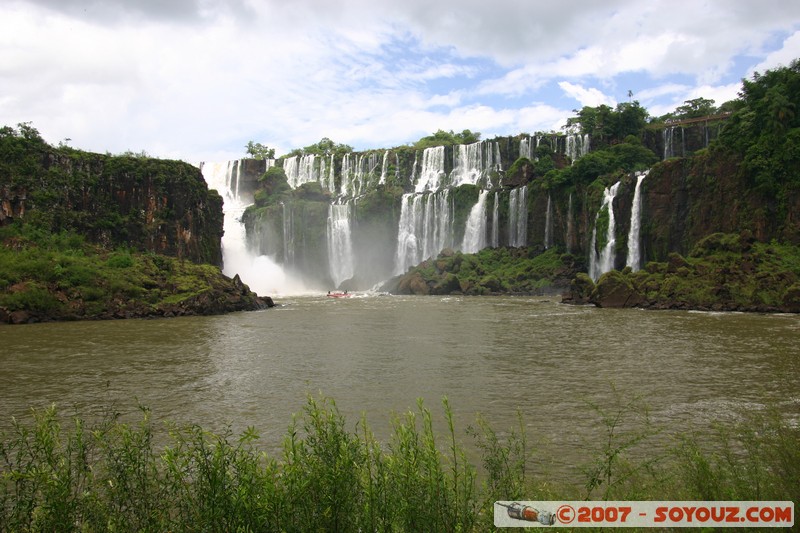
[1, 295, 798, 478]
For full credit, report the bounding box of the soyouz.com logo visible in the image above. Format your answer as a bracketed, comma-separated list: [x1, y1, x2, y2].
[494, 501, 794, 528]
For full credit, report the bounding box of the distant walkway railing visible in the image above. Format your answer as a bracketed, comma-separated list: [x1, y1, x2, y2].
[646, 112, 732, 129]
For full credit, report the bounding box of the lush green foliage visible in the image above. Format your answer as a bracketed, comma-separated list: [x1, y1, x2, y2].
[414, 129, 481, 150]
[590, 233, 800, 311]
[0, 224, 253, 321]
[284, 137, 354, 158]
[717, 59, 800, 195]
[254, 166, 292, 207]
[566, 101, 650, 148]
[1, 394, 796, 531]
[245, 141, 276, 160]
[395, 247, 579, 295]
[0, 123, 223, 264]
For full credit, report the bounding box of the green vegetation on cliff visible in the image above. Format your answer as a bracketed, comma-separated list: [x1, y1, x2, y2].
[0, 224, 266, 324]
[0, 123, 223, 264]
[565, 233, 800, 312]
[386, 247, 580, 296]
[0, 124, 267, 323]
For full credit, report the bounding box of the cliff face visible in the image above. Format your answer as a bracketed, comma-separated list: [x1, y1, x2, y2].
[1, 133, 223, 265]
[640, 150, 800, 261]
[237, 140, 798, 291]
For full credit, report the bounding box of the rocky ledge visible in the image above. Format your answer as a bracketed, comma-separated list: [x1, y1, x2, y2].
[562, 232, 800, 313]
[1, 273, 273, 325]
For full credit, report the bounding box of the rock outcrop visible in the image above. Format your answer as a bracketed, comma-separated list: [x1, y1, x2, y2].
[562, 233, 800, 313]
[1, 132, 224, 265]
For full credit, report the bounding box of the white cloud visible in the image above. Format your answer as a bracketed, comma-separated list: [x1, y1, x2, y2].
[558, 82, 616, 107]
[749, 30, 800, 75]
[1, 0, 799, 162]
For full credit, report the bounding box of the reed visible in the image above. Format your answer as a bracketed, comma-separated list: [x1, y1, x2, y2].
[1, 395, 797, 532]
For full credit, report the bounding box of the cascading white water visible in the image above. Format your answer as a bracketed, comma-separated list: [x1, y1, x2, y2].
[491, 192, 499, 248]
[325, 154, 336, 193]
[565, 133, 590, 163]
[340, 153, 353, 196]
[544, 194, 553, 249]
[283, 154, 319, 189]
[566, 193, 574, 252]
[625, 171, 648, 271]
[451, 142, 482, 187]
[520, 137, 532, 160]
[450, 141, 501, 188]
[282, 202, 295, 267]
[393, 190, 452, 274]
[327, 200, 355, 288]
[508, 186, 528, 247]
[379, 150, 389, 185]
[589, 181, 621, 281]
[663, 127, 673, 159]
[461, 189, 489, 253]
[415, 146, 446, 192]
[202, 160, 309, 296]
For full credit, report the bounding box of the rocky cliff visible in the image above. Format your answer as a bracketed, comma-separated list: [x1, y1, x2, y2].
[1, 127, 224, 265]
[0, 125, 271, 324]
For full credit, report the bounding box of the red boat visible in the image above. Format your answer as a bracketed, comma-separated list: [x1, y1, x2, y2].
[327, 291, 351, 298]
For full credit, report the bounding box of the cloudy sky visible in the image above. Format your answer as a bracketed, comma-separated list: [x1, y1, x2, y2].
[2, 0, 799, 163]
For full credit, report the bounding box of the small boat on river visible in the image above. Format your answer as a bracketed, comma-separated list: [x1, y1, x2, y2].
[327, 291, 351, 298]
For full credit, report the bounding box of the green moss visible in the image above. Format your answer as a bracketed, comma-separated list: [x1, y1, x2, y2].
[0, 225, 256, 321]
[584, 233, 800, 311]
[392, 246, 575, 295]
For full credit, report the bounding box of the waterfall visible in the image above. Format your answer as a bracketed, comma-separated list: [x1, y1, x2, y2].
[461, 189, 489, 253]
[566, 135, 576, 162]
[379, 150, 389, 185]
[393, 190, 453, 274]
[508, 186, 528, 247]
[450, 141, 501, 187]
[325, 154, 336, 193]
[589, 181, 621, 281]
[327, 200, 355, 288]
[520, 137, 532, 160]
[283, 154, 319, 189]
[544, 194, 553, 249]
[202, 160, 309, 296]
[415, 146, 446, 192]
[451, 142, 482, 187]
[566, 193, 574, 253]
[663, 127, 673, 159]
[491, 192, 499, 248]
[202, 161, 248, 275]
[625, 171, 648, 271]
[340, 153, 377, 196]
[282, 202, 294, 267]
[566, 133, 590, 163]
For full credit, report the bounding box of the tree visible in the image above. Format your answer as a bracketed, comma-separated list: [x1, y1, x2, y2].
[245, 141, 275, 160]
[674, 98, 717, 119]
[414, 129, 482, 149]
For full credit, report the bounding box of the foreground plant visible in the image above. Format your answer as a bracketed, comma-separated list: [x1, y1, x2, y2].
[1, 394, 797, 532]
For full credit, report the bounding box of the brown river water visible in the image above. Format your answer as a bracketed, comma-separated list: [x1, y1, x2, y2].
[1, 294, 798, 479]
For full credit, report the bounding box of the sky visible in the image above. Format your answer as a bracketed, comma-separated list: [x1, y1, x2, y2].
[2, 0, 799, 164]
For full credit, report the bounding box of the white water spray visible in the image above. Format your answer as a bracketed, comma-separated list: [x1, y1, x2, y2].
[394, 190, 453, 274]
[202, 161, 311, 296]
[461, 190, 489, 253]
[508, 186, 528, 247]
[491, 192, 499, 248]
[327, 200, 355, 288]
[589, 182, 621, 281]
[415, 147, 446, 192]
[544, 194, 553, 249]
[625, 171, 648, 271]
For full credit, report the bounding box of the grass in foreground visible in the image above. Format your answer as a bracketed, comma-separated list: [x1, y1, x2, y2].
[1, 394, 797, 532]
